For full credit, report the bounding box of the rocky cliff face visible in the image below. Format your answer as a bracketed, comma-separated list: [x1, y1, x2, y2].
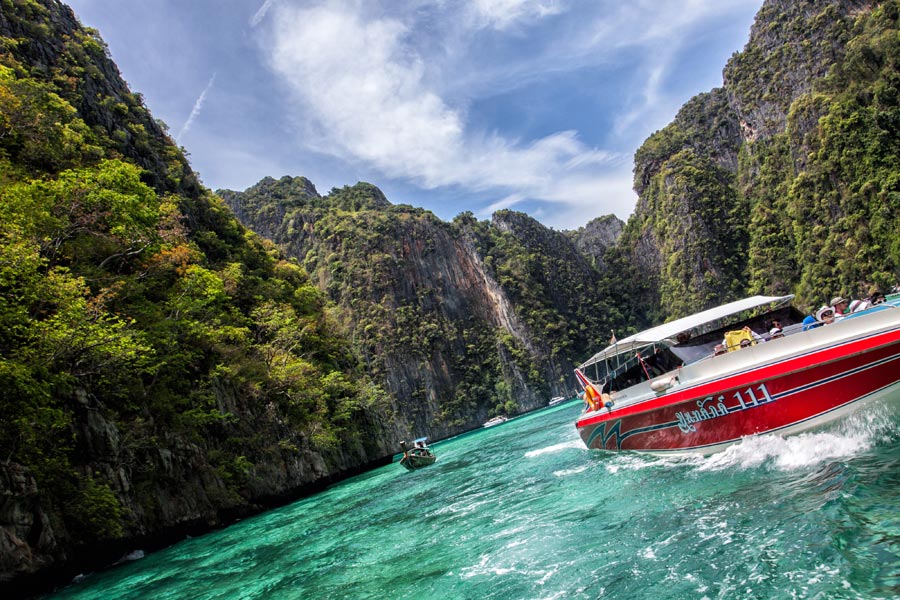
[625, 0, 897, 321]
[5, 0, 897, 594]
[723, 0, 874, 141]
[1, 377, 394, 596]
[567, 215, 625, 270]
[626, 88, 747, 320]
[221, 180, 627, 438]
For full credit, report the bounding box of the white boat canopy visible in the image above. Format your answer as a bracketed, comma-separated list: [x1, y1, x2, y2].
[579, 295, 794, 370]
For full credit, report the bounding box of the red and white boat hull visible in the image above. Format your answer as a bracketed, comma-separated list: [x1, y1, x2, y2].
[576, 313, 900, 454]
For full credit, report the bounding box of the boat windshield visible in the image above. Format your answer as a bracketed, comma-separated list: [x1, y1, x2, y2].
[583, 343, 684, 392]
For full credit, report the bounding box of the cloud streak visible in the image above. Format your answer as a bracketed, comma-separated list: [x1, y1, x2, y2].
[177, 73, 216, 143]
[468, 0, 565, 30]
[250, 0, 276, 27]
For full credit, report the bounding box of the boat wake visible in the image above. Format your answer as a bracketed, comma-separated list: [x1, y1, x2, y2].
[552, 464, 589, 477]
[695, 402, 900, 472]
[523, 440, 582, 458]
[596, 402, 900, 475]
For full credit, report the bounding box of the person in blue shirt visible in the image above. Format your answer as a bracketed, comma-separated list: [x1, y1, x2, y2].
[802, 306, 835, 330]
[801, 314, 818, 331]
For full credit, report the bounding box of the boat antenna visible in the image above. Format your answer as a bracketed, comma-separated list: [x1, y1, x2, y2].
[611, 330, 619, 372]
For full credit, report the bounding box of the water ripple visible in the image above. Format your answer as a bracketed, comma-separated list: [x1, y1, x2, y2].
[50, 400, 899, 600]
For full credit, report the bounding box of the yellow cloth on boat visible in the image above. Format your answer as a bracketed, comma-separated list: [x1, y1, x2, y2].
[724, 329, 755, 352]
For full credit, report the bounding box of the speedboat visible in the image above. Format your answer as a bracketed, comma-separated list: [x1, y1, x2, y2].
[574, 295, 900, 454]
[399, 438, 437, 470]
[483, 415, 508, 428]
[548, 396, 566, 406]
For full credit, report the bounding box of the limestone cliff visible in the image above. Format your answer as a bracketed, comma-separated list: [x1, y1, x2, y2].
[4, 0, 899, 595]
[567, 215, 625, 271]
[220, 181, 631, 437]
[626, 0, 900, 321]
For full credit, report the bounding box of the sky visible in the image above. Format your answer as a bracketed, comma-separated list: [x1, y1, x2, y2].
[64, 0, 762, 230]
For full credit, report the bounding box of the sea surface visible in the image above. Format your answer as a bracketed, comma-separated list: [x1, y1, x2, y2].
[49, 399, 900, 599]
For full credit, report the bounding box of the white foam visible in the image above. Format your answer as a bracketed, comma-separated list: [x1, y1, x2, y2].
[597, 402, 900, 474]
[552, 464, 589, 477]
[694, 404, 899, 472]
[524, 440, 582, 458]
[605, 453, 668, 473]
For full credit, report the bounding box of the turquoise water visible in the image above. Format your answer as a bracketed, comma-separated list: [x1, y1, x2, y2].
[50, 400, 900, 599]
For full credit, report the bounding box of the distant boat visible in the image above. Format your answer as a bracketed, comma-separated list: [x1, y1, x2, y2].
[482, 416, 508, 428]
[548, 396, 566, 406]
[399, 438, 436, 470]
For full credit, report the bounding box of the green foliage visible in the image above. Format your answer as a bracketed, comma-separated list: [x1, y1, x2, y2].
[0, 4, 389, 553]
[631, 1, 900, 318]
[1, 159, 160, 271]
[0, 62, 103, 171]
[744, 1, 900, 306]
[67, 477, 124, 540]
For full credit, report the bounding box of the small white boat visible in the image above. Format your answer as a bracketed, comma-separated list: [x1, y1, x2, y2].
[548, 396, 566, 406]
[482, 416, 508, 428]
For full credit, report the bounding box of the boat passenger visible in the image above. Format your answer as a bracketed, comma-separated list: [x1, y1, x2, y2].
[816, 306, 836, 325]
[830, 296, 849, 317]
[713, 344, 726, 356]
[766, 319, 784, 339]
[723, 326, 763, 351]
[858, 289, 887, 310]
[802, 313, 820, 331]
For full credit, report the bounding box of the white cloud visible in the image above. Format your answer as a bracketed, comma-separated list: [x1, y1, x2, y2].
[530, 168, 637, 229]
[468, 0, 564, 30]
[266, 4, 620, 214]
[259, 0, 759, 223]
[482, 193, 525, 218]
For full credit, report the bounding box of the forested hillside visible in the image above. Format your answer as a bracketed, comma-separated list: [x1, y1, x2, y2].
[3, 0, 900, 595]
[220, 178, 632, 436]
[0, 0, 396, 592]
[627, 0, 900, 322]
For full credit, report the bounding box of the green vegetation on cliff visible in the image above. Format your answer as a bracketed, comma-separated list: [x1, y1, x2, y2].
[628, 0, 900, 321]
[222, 179, 632, 433]
[742, 0, 900, 306]
[0, 0, 388, 574]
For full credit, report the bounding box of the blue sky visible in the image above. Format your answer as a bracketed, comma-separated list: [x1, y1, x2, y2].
[65, 0, 762, 229]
